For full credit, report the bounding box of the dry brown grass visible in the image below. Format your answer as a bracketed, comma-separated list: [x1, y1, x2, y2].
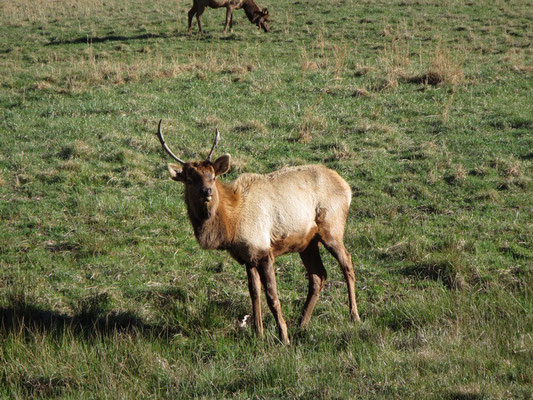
[300, 47, 321, 72]
[228, 156, 250, 173]
[234, 120, 267, 134]
[58, 140, 93, 161]
[196, 115, 223, 129]
[300, 34, 349, 79]
[331, 44, 348, 79]
[511, 65, 533, 73]
[353, 65, 373, 77]
[25, 48, 256, 94]
[441, 89, 456, 123]
[501, 48, 533, 74]
[298, 97, 326, 143]
[356, 121, 397, 136]
[1, 0, 181, 25]
[328, 141, 354, 161]
[404, 41, 465, 86]
[452, 164, 467, 183]
[352, 87, 371, 97]
[490, 157, 524, 180]
[377, 39, 411, 90]
[1, 0, 107, 25]
[376, 38, 465, 90]
[320, 84, 372, 99]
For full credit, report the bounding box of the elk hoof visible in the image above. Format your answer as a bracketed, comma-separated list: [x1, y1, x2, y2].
[351, 311, 361, 323]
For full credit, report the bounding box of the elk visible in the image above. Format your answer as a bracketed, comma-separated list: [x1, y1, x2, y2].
[156, 121, 360, 344]
[188, 0, 270, 34]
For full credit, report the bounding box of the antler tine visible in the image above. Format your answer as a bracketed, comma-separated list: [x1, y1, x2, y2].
[157, 120, 186, 165]
[206, 128, 221, 161]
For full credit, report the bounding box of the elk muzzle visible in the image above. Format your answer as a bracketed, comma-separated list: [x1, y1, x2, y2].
[260, 21, 270, 32]
[201, 187, 213, 202]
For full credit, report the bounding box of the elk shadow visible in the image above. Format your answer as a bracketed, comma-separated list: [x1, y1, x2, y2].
[46, 31, 188, 46]
[190, 33, 244, 42]
[397, 262, 462, 290]
[219, 34, 241, 41]
[520, 151, 533, 160]
[0, 294, 180, 340]
[1, 288, 248, 341]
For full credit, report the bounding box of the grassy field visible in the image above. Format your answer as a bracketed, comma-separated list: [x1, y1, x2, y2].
[1, 0, 532, 398]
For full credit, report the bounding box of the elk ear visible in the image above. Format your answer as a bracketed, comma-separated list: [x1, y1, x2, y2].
[213, 154, 231, 176]
[168, 163, 185, 182]
[262, 7, 268, 15]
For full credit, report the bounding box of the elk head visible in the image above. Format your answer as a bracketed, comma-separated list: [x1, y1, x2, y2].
[253, 8, 270, 32]
[157, 120, 231, 221]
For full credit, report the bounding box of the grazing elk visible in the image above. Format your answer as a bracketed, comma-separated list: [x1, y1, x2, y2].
[156, 121, 360, 344]
[188, 0, 270, 34]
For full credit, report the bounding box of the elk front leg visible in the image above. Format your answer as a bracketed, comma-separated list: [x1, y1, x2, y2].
[224, 7, 233, 33]
[246, 265, 263, 337]
[258, 255, 290, 344]
[187, 4, 197, 33]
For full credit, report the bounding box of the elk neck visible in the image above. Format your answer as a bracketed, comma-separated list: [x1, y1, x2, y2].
[186, 180, 241, 251]
[242, 0, 262, 23]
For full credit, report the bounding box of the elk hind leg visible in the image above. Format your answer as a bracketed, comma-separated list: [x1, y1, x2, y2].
[246, 265, 263, 337]
[223, 7, 233, 33]
[321, 232, 361, 323]
[195, 6, 205, 33]
[258, 255, 289, 344]
[299, 238, 327, 328]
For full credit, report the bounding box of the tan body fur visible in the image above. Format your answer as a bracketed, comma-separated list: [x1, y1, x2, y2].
[188, 0, 270, 33]
[199, 166, 350, 257]
[169, 158, 361, 344]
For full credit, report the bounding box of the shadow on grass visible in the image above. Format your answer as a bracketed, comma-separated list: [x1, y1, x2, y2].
[520, 151, 533, 160]
[443, 391, 485, 400]
[0, 295, 180, 340]
[46, 31, 189, 46]
[399, 261, 463, 290]
[0, 289, 248, 340]
[219, 34, 240, 41]
[3, 374, 76, 399]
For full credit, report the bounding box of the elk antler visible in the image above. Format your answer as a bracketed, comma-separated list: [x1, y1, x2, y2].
[157, 120, 186, 165]
[206, 129, 220, 161]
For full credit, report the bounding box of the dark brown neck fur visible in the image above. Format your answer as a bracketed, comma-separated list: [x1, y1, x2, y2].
[242, 0, 262, 24]
[186, 181, 240, 250]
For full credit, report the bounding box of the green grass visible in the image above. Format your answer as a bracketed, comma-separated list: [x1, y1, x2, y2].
[1, 0, 532, 398]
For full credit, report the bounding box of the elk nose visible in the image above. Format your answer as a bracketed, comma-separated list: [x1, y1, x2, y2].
[201, 187, 212, 197]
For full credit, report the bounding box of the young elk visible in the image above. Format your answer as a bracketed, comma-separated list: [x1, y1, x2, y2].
[157, 121, 360, 344]
[188, 0, 270, 34]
